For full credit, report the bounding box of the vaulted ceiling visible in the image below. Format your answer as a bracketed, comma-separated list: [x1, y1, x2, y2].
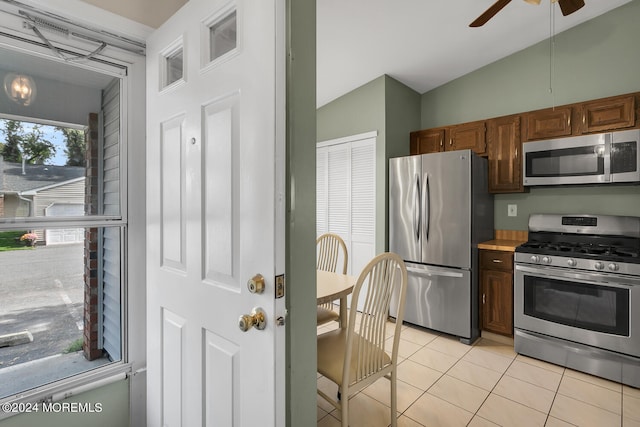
[79, 0, 632, 106]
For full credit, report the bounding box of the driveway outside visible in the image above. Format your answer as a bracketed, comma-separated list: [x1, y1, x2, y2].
[0, 243, 84, 368]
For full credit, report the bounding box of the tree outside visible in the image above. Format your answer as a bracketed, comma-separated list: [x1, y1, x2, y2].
[57, 127, 86, 167]
[0, 119, 85, 166]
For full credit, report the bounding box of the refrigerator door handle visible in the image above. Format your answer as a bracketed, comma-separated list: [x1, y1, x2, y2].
[423, 174, 430, 243]
[414, 174, 421, 242]
[406, 266, 464, 278]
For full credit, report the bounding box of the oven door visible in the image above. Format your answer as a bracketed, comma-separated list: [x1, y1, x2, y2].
[514, 264, 640, 357]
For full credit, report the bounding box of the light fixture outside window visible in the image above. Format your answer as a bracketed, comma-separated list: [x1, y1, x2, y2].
[4, 73, 37, 106]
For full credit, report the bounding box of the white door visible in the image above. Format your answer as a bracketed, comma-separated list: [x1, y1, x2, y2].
[146, 0, 285, 425]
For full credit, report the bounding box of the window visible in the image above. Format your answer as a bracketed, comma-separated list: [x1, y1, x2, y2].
[209, 10, 237, 61]
[0, 49, 127, 400]
[164, 48, 184, 87]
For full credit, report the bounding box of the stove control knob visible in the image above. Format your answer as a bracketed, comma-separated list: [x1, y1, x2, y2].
[567, 259, 577, 267]
[530, 255, 540, 263]
[594, 262, 605, 270]
[608, 263, 619, 272]
[542, 256, 551, 264]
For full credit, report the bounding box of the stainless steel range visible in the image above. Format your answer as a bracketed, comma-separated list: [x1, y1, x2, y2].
[514, 214, 640, 388]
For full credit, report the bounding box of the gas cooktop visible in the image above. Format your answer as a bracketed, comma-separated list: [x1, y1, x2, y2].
[515, 214, 640, 275]
[517, 240, 640, 263]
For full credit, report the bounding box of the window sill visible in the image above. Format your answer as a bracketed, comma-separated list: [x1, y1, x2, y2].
[0, 361, 131, 420]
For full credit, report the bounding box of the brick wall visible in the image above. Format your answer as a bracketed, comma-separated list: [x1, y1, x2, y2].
[83, 113, 102, 361]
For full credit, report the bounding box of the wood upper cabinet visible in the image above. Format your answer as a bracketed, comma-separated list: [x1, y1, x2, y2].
[522, 107, 572, 141]
[487, 115, 523, 193]
[410, 122, 486, 156]
[480, 250, 514, 337]
[448, 121, 486, 154]
[410, 128, 445, 155]
[580, 95, 636, 134]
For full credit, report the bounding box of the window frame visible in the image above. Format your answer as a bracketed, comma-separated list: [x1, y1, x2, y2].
[0, 31, 141, 419]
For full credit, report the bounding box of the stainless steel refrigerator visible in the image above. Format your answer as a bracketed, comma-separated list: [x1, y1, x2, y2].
[389, 150, 493, 344]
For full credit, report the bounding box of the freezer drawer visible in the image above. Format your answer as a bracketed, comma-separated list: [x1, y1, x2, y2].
[390, 263, 473, 340]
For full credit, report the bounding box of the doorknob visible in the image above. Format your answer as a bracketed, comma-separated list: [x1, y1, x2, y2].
[238, 307, 266, 332]
[247, 274, 265, 294]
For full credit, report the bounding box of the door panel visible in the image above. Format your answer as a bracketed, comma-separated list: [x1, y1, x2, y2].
[147, 0, 284, 425]
[160, 115, 186, 271]
[422, 151, 471, 268]
[389, 155, 422, 263]
[203, 94, 238, 281]
[390, 263, 471, 338]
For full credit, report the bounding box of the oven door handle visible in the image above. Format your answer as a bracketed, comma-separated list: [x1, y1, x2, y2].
[515, 264, 640, 288]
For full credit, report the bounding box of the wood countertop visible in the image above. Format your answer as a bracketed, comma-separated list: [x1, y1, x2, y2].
[478, 230, 528, 252]
[477, 239, 527, 252]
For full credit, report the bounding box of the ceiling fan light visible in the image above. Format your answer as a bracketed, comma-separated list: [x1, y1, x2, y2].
[3, 73, 37, 106]
[524, 0, 542, 4]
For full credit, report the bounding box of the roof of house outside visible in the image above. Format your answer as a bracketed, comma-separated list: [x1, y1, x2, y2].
[0, 156, 85, 193]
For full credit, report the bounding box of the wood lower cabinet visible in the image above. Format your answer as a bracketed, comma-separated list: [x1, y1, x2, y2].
[487, 115, 522, 193]
[410, 128, 445, 154]
[480, 250, 513, 336]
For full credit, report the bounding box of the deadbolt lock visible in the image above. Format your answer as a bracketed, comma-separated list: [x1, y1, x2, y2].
[238, 307, 266, 332]
[247, 274, 265, 294]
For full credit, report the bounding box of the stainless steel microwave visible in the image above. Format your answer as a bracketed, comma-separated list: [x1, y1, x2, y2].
[522, 129, 640, 186]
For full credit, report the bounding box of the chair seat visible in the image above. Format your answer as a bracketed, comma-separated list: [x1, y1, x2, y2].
[317, 329, 391, 387]
[317, 306, 340, 325]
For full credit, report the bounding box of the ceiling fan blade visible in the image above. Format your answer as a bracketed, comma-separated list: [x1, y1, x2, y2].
[469, 0, 512, 27]
[557, 0, 585, 16]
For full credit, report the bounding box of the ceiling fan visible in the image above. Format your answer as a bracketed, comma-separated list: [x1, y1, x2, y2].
[469, 0, 585, 27]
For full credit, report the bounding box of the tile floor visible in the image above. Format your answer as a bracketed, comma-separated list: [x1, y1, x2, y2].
[316, 317, 640, 427]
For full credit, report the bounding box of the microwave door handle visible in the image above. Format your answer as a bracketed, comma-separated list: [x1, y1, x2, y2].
[604, 133, 611, 181]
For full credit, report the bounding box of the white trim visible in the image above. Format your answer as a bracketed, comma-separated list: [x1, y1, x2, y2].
[2, 0, 152, 43]
[317, 130, 378, 148]
[0, 113, 86, 131]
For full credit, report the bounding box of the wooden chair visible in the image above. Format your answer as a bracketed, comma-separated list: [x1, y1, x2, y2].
[317, 252, 408, 427]
[316, 233, 348, 326]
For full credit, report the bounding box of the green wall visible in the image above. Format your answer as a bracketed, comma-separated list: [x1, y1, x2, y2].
[317, 75, 421, 251]
[286, 0, 318, 425]
[420, 1, 640, 230]
[0, 380, 128, 427]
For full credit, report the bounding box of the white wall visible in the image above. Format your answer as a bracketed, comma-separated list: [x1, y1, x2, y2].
[0, 70, 102, 125]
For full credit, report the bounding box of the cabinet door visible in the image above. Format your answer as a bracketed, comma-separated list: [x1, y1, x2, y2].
[410, 128, 445, 154]
[581, 95, 635, 133]
[481, 269, 513, 336]
[523, 107, 572, 141]
[448, 121, 486, 154]
[487, 116, 523, 193]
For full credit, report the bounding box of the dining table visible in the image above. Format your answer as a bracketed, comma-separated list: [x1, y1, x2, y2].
[316, 270, 356, 329]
